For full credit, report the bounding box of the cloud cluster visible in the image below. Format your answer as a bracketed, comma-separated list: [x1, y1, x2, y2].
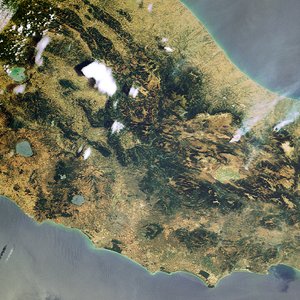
[81, 61, 117, 97]
[0, 1, 14, 33]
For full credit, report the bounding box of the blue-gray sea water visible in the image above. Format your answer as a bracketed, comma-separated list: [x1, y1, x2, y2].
[0, 195, 299, 300]
[181, 0, 300, 98]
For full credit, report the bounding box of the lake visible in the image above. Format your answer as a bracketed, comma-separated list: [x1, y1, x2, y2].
[0, 195, 299, 300]
[181, 0, 300, 98]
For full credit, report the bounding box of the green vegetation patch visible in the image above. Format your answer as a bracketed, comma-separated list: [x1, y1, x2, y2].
[215, 166, 240, 183]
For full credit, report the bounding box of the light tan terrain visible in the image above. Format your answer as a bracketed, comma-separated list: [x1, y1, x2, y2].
[0, 0, 299, 286]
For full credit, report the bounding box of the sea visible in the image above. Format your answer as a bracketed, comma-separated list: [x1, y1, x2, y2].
[0, 195, 299, 300]
[181, 0, 300, 99]
[1, 0, 300, 299]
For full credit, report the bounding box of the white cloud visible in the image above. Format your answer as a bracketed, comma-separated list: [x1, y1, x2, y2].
[148, 3, 153, 12]
[229, 128, 244, 143]
[83, 147, 91, 160]
[13, 84, 26, 94]
[113, 100, 119, 109]
[35, 35, 51, 66]
[230, 84, 300, 143]
[273, 111, 300, 132]
[129, 86, 139, 98]
[111, 121, 125, 134]
[164, 46, 174, 53]
[230, 95, 284, 143]
[81, 61, 117, 96]
[0, 1, 13, 33]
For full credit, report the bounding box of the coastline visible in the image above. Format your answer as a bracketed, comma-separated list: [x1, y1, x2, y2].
[179, 0, 286, 98]
[1, 187, 299, 287]
[0, 0, 299, 287]
[180, 0, 300, 100]
[176, 0, 288, 111]
[1, 194, 300, 290]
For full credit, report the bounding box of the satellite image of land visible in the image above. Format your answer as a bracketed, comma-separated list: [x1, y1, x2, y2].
[0, 0, 299, 288]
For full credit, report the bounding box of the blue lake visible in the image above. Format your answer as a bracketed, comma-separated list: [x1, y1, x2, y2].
[181, 0, 300, 98]
[0, 195, 299, 300]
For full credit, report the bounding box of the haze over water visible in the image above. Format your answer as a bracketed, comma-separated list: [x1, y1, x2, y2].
[181, 0, 300, 98]
[0, 196, 300, 300]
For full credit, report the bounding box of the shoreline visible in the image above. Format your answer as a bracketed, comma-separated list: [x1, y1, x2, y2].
[0, 0, 299, 288]
[180, 0, 300, 100]
[1, 194, 300, 289]
[3, 193, 300, 288]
